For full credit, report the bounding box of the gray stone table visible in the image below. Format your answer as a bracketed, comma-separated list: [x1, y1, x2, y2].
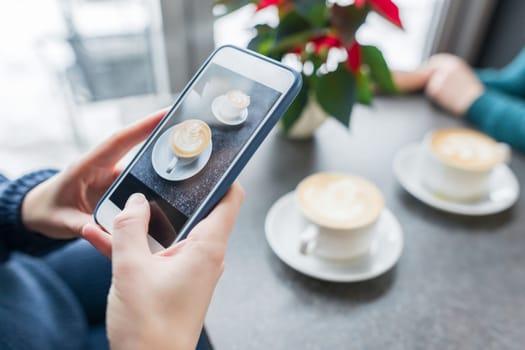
[205, 96, 525, 350]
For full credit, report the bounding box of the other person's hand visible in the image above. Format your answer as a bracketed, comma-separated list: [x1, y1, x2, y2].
[392, 54, 484, 116]
[82, 183, 245, 350]
[390, 69, 432, 93]
[21, 109, 167, 239]
[422, 54, 485, 115]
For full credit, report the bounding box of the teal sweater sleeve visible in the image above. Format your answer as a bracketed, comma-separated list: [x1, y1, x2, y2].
[476, 48, 525, 98]
[466, 89, 525, 151]
[466, 48, 525, 152]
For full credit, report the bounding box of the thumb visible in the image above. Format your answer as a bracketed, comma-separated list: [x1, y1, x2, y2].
[112, 193, 151, 265]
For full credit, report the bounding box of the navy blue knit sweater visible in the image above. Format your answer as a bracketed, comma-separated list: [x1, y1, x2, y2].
[0, 170, 87, 350]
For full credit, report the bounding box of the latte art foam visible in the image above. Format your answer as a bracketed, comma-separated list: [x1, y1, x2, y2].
[170, 119, 211, 158]
[431, 129, 501, 170]
[226, 90, 250, 109]
[297, 173, 384, 230]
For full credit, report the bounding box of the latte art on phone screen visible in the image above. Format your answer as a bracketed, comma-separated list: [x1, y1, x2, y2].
[297, 173, 384, 229]
[226, 90, 250, 109]
[431, 129, 502, 170]
[170, 119, 211, 158]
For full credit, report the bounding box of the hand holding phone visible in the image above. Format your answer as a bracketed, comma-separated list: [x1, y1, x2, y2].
[84, 183, 244, 349]
[95, 45, 301, 250]
[21, 109, 167, 240]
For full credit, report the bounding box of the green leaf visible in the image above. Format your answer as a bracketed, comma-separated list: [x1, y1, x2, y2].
[361, 45, 398, 94]
[330, 4, 370, 46]
[248, 25, 276, 55]
[314, 63, 356, 127]
[276, 10, 311, 41]
[270, 11, 323, 56]
[248, 35, 275, 56]
[254, 24, 275, 35]
[356, 68, 373, 105]
[271, 29, 316, 54]
[294, 0, 328, 27]
[309, 55, 324, 72]
[281, 76, 309, 131]
[261, 10, 328, 58]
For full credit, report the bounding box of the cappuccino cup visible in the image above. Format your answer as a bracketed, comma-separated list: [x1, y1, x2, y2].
[219, 90, 250, 120]
[296, 172, 384, 260]
[166, 119, 211, 174]
[420, 128, 510, 201]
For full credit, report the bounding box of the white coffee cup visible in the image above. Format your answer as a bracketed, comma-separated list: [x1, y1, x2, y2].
[296, 172, 384, 260]
[219, 90, 250, 120]
[420, 128, 510, 201]
[166, 119, 211, 174]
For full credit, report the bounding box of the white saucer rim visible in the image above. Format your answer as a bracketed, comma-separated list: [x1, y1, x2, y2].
[211, 95, 248, 126]
[151, 126, 212, 181]
[393, 143, 520, 216]
[265, 192, 404, 283]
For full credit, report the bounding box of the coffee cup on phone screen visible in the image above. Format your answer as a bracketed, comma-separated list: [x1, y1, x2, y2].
[166, 119, 212, 174]
[219, 90, 250, 120]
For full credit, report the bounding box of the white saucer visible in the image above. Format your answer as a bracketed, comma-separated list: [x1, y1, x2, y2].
[151, 126, 212, 181]
[393, 143, 520, 215]
[265, 192, 403, 282]
[211, 95, 248, 126]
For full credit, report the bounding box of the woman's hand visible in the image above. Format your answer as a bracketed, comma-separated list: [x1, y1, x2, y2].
[423, 54, 485, 116]
[82, 183, 245, 350]
[391, 69, 432, 93]
[392, 54, 484, 116]
[21, 109, 167, 239]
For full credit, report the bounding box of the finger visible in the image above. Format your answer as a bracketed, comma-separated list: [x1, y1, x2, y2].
[157, 239, 187, 258]
[390, 70, 430, 93]
[420, 55, 448, 76]
[188, 181, 245, 245]
[425, 71, 445, 98]
[86, 108, 168, 167]
[111, 162, 126, 182]
[82, 223, 112, 258]
[112, 193, 151, 264]
[61, 211, 94, 238]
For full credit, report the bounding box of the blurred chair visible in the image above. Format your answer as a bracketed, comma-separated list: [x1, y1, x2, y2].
[36, 0, 170, 147]
[60, 0, 158, 103]
[38, 0, 214, 147]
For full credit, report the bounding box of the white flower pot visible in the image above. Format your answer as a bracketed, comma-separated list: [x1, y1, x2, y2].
[285, 96, 328, 139]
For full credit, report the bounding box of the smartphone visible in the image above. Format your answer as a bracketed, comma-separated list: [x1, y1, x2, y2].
[94, 45, 302, 251]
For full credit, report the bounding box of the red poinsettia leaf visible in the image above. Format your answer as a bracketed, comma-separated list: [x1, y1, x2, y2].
[256, 0, 282, 11]
[346, 41, 361, 73]
[289, 45, 304, 54]
[370, 0, 403, 29]
[311, 35, 343, 54]
[354, 0, 367, 8]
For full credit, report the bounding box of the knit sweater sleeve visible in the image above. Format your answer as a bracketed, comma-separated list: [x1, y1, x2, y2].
[466, 89, 525, 152]
[0, 170, 74, 259]
[476, 48, 525, 99]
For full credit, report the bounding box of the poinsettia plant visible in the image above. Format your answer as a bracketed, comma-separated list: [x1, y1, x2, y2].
[214, 0, 403, 134]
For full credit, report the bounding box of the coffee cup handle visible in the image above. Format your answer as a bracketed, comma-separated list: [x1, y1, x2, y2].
[497, 143, 511, 164]
[299, 225, 318, 255]
[166, 156, 179, 174]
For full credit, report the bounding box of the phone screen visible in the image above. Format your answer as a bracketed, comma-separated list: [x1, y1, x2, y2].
[109, 62, 282, 247]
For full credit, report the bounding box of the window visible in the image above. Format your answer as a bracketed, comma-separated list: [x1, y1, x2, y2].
[213, 0, 445, 70]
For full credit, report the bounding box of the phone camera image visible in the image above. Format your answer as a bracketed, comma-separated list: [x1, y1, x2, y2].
[110, 62, 282, 247]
